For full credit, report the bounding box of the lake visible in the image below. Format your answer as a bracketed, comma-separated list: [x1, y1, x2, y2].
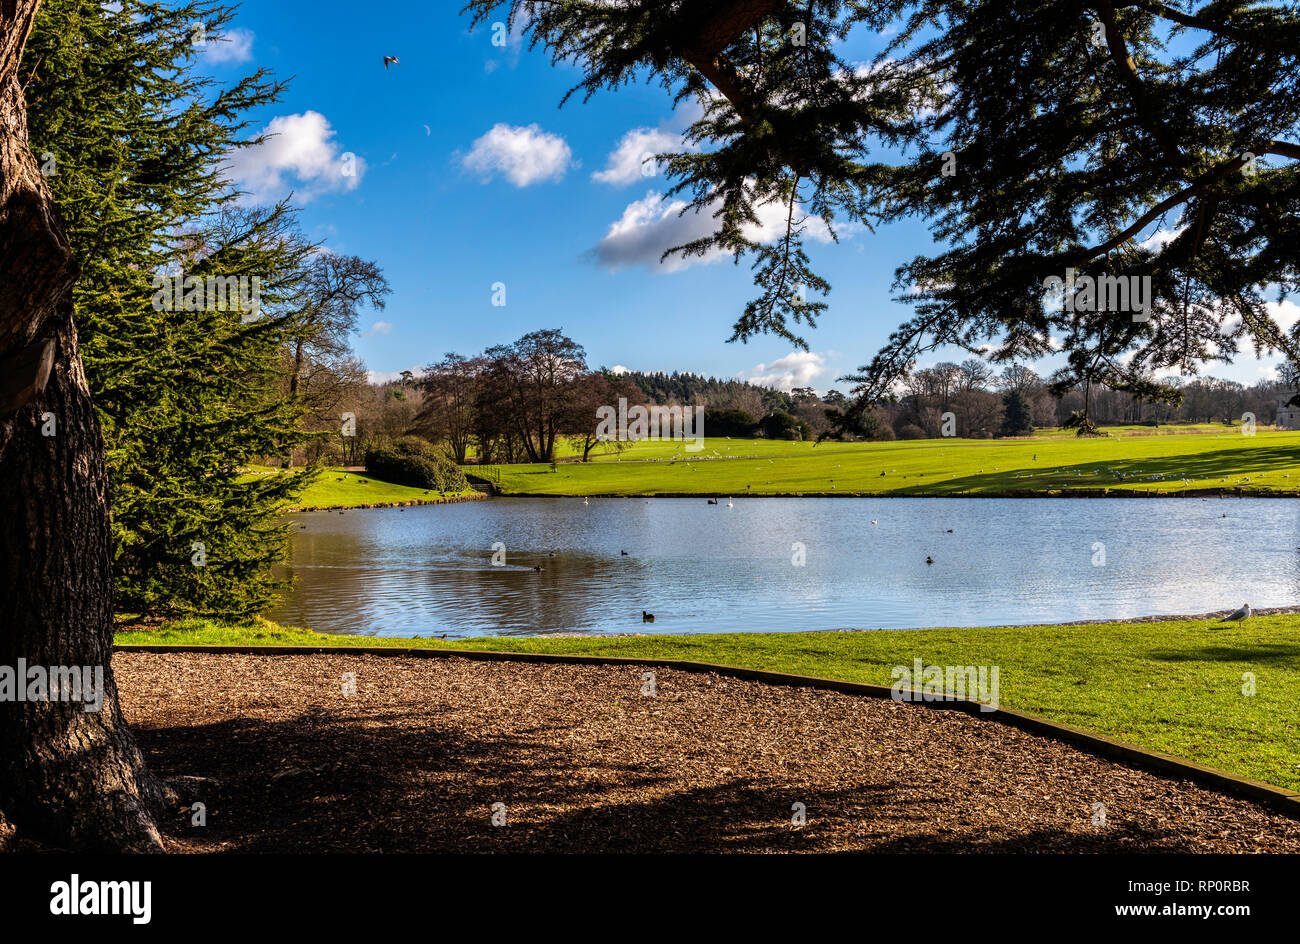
[263, 496, 1300, 637]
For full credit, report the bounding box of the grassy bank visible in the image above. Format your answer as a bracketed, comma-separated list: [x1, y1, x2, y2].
[480, 429, 1300, 496]
[242, 467, 481, 509]
[117, 614, 1300, 791]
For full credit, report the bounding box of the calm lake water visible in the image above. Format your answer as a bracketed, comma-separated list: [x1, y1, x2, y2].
[263, 496, 1300, 638]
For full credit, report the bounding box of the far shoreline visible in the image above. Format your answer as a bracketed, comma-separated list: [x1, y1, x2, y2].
[285, 493, 488, 513]
[485, 488, 1296, 499]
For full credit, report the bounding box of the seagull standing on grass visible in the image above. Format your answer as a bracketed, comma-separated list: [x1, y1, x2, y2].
[1219, 604, 1253, 623]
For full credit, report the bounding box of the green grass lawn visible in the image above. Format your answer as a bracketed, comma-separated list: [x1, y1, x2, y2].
[479, 429, 1300, 496]
[475, 423, 1246, 462]
[118, 614, 1300, 791]
[241, 467, 480, 509]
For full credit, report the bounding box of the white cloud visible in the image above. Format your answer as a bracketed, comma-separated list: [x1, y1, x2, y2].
[1208, 298, 1298, 339]
[225, 111, 364, 205]
[741, 351, 829, 391]
[462, 123, 572, 187]
[592, 128, 684, 185]
[591, 189, 837, 272]
[591, 192, 704, 272]
[1140, 225, 1188, 252]
[367, 366, 422, 385]
[363, 321, 393, 337]
[609, 364, 630, 374]
[851, 59, 942, 118]
[201, 28, 254, 64]
[1266, 299, 1300, 332]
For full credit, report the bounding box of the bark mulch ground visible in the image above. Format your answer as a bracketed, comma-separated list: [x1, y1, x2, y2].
[113, 651, 1300, 853]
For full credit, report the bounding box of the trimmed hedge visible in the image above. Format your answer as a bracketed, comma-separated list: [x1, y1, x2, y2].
[363, 437, 470, 493]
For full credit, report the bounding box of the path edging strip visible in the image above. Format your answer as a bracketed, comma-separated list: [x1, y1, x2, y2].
[115, 643, 1300, 818]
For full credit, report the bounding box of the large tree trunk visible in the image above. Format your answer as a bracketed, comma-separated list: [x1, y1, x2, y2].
[0, 1, 168, 852]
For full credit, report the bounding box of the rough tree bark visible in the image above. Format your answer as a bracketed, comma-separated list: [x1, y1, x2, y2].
[0, 0, 169, 852]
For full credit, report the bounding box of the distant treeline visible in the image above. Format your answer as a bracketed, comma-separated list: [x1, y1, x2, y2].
[332, 333, 851, 465]
[868, 359, 1289, 440]
[619, 370, 808, 415]
[340, 349, 1291, 469]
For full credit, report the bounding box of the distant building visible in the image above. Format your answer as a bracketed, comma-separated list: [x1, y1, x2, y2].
[1278, 391, 1300, 430]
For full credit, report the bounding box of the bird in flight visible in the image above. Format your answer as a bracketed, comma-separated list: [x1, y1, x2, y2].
[383, 56, 399, 70]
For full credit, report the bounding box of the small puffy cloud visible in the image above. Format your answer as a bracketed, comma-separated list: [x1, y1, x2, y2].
[462, 123, 572, 187]
[367, 366, 421, 385]
[201, 28, 254, 64]
[225, 111, 364, 205]
[1140, 225, 1188, 252]
[1266, 299, 1300, 331]
[591, 189, 837, 272]
[851, 59, 942, 117]
[591, 192, 705, 272]
[1211, 298, 1297, 338]
[363, 321, 393, 337]
[608, 364, 630, 374]
[592, 128, 684, 185]
[741, 351, 829, 391]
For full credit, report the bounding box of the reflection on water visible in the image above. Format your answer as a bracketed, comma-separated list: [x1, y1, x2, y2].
[263, 496, 1300, 638]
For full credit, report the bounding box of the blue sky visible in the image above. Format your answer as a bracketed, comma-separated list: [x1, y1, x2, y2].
[206, 2, 1290, 394]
